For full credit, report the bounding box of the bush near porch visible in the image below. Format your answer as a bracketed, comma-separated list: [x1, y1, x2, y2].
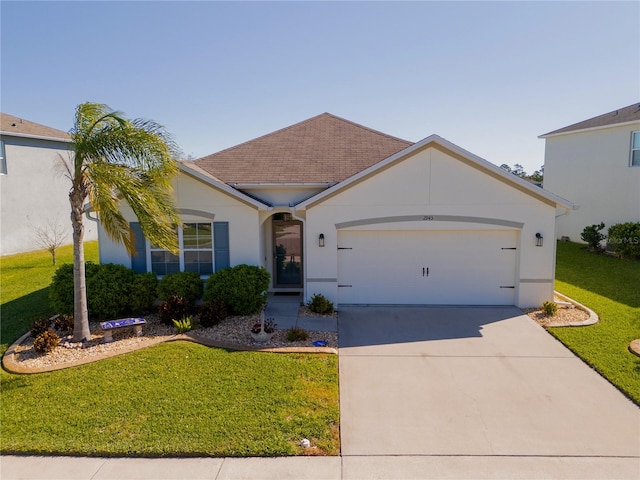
[551, 241, 640, 405]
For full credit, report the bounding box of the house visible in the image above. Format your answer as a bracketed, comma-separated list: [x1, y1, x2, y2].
[0, 113, 98, 256]
[541, 103, 640, 242]
[99, 113, 572, 308]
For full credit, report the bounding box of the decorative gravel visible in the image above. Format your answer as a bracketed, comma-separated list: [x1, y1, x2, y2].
[9, 313, 338, 372]
[524, 295, 590, 327]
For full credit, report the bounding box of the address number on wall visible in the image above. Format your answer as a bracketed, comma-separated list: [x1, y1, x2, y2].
[422, 216, 434, 221]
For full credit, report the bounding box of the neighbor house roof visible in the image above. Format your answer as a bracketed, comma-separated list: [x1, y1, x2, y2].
[192, 113, 413, 184]
[0, 113, 70, 141]
[540, 103, 640, 137]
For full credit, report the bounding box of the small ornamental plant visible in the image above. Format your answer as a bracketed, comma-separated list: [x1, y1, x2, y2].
[542, 300, 558, 317]
[53, 314, 74, 335]
[198, 300, 228, 328]
[33, 329, 60, 354]
[251, 318, 277, 334]
[158, 295, 193, 325]
[31, 317, 52, 338]
[286, 327, 309, 342]
[173, 316, 194, 333]
[308, 294, 334, 315]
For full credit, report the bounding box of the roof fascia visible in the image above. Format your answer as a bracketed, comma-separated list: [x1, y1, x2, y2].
[178, 163, 271, 210]
[539, 119, 640, 139]
[0, 130, 72, 143]
[232, 182, 335, 188]
[296, 134, 573, 211]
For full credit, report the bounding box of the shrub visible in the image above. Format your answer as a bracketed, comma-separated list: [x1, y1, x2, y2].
[130, 273, 159, 314]
[49, 262, 140, 319]
[308, 293, 334, 315]
[158, 295, 193, 326]
[173, 316, 194, 333]
[33, 328, 60, 353]
[542, 300, 558, 316]
[53, 314, 74, 335]
[31, 317, 52, 338]
[286, 327, 309, 342]
[580, 223, 606, 252]
[607, 222, 640, 259]
[49, 263, 75, 315]
[204, 264, 270, 315]
[86, 263, 136, 319]
[157, 272, 203, 304]
[198, 300, 228, 328]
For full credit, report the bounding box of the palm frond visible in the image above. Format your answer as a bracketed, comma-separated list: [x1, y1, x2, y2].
[71, 102, 180, 255]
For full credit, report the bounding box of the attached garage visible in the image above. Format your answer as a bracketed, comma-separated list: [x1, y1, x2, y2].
[337, 229, 518, 305]
[299, 134, 573, 309]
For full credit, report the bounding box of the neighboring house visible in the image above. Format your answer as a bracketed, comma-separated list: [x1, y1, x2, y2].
[99, 113, 572, 308]
[541, 103, 640, 242]
[0, 113, 98, 256]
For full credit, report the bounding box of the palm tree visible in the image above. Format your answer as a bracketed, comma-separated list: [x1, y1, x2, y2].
[66, 102, 181, 342]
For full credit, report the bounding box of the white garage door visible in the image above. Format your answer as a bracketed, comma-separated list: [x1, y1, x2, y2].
[337, 230, 517, 305]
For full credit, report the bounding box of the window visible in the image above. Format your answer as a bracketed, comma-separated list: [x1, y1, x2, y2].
[149, 222, 215, 276]
[0, 140, 6, 174]
[150, 227, 180, 275]
[183, 223, 213, 275]
[632, 131, 640, 167]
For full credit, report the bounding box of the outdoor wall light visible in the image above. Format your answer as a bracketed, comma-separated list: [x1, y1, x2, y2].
[535, 233, 543, 247]
[319, 233, 325, 247]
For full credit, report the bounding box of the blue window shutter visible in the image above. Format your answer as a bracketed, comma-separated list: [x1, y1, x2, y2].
[213, 222, 230, 271]
[130, 222, 147, 273]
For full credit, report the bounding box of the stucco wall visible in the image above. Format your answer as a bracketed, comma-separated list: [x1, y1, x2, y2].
[543, 123, 640, 242]
[302, 146, 558, 308]
[0, 136, 98, 256]
[99, 172, 261, 271]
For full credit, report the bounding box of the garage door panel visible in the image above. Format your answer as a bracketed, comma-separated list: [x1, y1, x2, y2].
[338, 230, 517, 305]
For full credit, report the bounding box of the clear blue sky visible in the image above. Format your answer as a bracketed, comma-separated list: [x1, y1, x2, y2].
[2, 1, 638, 173]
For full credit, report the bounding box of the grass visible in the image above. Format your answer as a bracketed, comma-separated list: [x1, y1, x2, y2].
[1, 242, 99, 348]
[551, 241, 640, 405]
[0, 243, 340, 457]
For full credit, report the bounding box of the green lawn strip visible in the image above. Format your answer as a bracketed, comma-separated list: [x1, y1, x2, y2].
[1, 342, 339, 456]
[1, 242, 99, 351]
[550, 241, 640, 405]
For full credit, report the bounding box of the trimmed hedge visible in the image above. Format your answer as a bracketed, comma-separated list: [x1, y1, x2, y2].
[203, 264, 270, 315]
[157, 271, 203, 304]
[50, 262, 157, 319]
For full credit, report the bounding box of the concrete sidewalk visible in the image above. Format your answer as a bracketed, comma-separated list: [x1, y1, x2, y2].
[3, 454, 640, 479]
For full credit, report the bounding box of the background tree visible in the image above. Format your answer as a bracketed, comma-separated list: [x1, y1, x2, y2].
[500, 163, 544, 183]
[31, 217, 67, 265]
[64, 102, 180, 342]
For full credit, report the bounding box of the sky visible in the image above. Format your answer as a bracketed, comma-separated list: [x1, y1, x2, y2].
[1, 1, 639, 174]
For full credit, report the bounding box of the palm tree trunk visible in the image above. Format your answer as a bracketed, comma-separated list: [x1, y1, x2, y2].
[70, 193, 91, 342]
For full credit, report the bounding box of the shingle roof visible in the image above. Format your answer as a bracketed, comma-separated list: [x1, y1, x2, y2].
[192, 113, 413, 184]
[0, 113, 70, 141]
[541, 103, 640, 137]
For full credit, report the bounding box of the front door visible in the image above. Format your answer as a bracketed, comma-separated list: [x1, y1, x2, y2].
[273, 219, 303, 287]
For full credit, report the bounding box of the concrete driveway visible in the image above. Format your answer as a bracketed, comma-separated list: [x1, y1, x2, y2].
[339, 306, 640, 474]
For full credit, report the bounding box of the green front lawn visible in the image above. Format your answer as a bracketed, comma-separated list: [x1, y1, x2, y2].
[552, 241, 640, 405]
[0, 244, 340, 456]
